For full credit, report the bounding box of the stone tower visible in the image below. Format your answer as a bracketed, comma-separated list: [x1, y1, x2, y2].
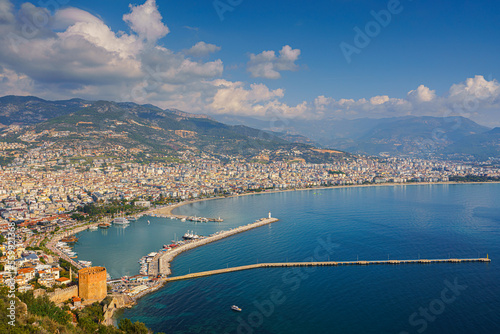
[78, 267, 107, 302]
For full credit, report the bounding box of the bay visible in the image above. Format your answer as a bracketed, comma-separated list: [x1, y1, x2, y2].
[74, 184, 500, 333]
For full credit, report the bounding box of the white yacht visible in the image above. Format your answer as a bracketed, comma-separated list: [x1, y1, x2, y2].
[113, 217, 130, 225]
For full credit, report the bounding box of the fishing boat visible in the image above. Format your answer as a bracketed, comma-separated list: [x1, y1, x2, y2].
[182, 230, 201, 240]
[98, 223, 111, 229]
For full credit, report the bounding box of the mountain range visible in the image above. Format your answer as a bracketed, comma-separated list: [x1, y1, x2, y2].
[215, 114, 499, 159]
[0, 96, 348, 164]
[1, 95, 499, 160]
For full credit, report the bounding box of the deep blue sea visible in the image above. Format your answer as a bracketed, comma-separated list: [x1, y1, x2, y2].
[74, 184, 500, 333]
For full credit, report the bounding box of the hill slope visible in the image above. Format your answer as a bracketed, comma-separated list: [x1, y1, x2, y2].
[0, 96, 348, 163]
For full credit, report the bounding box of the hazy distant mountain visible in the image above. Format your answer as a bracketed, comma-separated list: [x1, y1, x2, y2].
[0, 96, 349, 163]
[215, 114, 496, 158]
[333, 116, 491, 156]
[445, 127, 500, 159]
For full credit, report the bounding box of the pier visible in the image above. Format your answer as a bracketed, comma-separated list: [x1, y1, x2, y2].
[166, 257, 491, 282]
[148, 217, 279, 276]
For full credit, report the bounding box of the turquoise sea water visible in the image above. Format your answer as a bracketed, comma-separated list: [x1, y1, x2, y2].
[74, 184, 500, 333]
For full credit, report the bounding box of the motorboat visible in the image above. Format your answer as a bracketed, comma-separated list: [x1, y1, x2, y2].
[231, 305, 242, 312]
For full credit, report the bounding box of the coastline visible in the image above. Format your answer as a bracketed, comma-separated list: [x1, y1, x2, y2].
[45, 180, 500, 326]
[147, 181, 500, 217]
[116, 181, 500, 304]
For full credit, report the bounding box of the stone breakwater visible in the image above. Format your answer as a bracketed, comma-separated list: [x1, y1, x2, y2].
[148, 217, 280, 277]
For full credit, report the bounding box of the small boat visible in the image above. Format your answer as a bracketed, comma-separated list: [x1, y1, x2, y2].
[231, 305, 242, 312]
[98, 223, 111, 229]
[148, 220, 150, 225]
[89, 226, 98, 231]
[61, 236, 79, 243]
[180, 218, 186, 222]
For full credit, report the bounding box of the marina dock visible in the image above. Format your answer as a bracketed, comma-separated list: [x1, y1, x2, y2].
[166, 257, 491, 282]
[148, 217, 279, 276]
[46, 222, 101, 270]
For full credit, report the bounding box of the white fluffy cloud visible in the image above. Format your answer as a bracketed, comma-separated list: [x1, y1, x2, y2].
[247, 45, 301, 79]
[0, 0, 227, 106]
[1, 1, 499, 126]
[309, 76, 500, 125]
[185, 41, 221, 57]
[407, 84, 436, 102]
[448, 75, 500, 104]
[0, 0, 15, 24]
[0, 0, 312, 120]
[209, 79, 309, 118]
[52, 7, 103, 30]
[123, 0, 169, 43]
[0, 67, 34, 96]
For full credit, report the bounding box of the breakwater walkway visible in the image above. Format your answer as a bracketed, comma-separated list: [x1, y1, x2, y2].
[148, 217, 279, 276]
[166, 257, 491, 282]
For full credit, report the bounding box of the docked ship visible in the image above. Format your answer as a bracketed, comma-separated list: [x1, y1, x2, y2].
[182, 230, 201, 240]
[98, 222, 111, 228]
[113, 217, 130, 225]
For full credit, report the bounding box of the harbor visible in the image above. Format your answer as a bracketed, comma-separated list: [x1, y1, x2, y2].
[145, 215, 279, 277]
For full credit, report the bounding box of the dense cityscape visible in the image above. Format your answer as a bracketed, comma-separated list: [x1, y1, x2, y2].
[1, 0, 499, 332]
[1, 124, 500, 333]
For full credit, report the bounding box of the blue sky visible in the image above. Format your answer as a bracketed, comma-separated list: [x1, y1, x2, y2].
[1, 0, 500, 125]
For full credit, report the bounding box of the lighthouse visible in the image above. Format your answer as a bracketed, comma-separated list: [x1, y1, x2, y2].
[268, 211, 271, 219]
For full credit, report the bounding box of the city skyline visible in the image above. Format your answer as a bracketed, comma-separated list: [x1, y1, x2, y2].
[1, 0, 499, 126]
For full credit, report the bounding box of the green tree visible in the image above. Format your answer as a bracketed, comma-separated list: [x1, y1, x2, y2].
[118, 318, 149, 334]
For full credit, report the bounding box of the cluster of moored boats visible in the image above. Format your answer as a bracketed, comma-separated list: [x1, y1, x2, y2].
[182, 230, 202, 240]
[78, 260, 92, 268]
[56, 240, 93, 268]
[56, 241, 78, 259]
[138, 252, 158, 275]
